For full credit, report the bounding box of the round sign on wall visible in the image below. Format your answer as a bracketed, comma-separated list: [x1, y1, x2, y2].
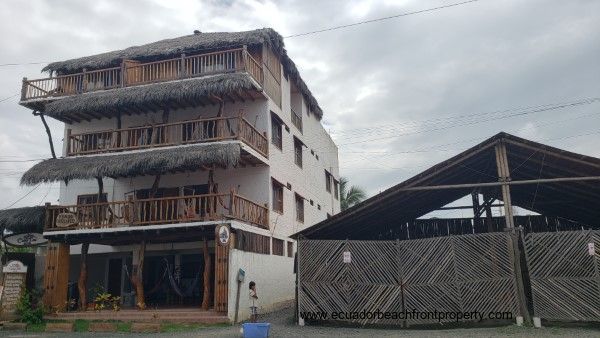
[3, 233, 48, 247]
[216, 225, 231, 246]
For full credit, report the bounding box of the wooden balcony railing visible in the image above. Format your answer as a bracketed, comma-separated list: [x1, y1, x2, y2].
[45, 192, 269, 231]
[67, 116, 268, 158]
[291, 108, 302, 133]
[21, 47, 263, 101]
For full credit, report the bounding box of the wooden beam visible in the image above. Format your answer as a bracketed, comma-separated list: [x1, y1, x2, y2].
[32, 111, 57, 158]
[379, 176, 600, 192]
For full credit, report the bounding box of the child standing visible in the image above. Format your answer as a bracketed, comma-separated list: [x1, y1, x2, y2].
[249, 281, 258, 322]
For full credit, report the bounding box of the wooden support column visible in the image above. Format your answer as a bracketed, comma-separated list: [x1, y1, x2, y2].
[43, 242, 70, 311]
[471, 191, 481, 229]
[495, 141, 530, 322]
[482, 192, 495, 232]
[201, 237, 212, 310]
[130, 241, 146, 310]
[32, 111, 57, 159]
[77, 243, 90, 310]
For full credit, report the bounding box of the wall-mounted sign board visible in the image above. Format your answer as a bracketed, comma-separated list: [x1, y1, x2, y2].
[4, 233, 47, 247]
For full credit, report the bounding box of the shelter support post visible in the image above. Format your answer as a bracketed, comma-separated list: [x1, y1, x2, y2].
[495, 141, 530, 323]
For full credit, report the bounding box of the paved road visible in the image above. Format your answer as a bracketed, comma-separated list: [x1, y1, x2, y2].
[2, 307, 599, 337]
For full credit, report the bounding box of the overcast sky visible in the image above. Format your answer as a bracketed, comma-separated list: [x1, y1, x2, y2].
[0, 0, 599, 214]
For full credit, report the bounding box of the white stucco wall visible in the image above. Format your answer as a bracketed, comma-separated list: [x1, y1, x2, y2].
[265, 67, 341, 238]
[54, 52, 337, 317]
[227, 247, 295, 321]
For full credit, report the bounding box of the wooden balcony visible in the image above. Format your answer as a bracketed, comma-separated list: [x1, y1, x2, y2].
[67, 116, 268, 158]
[21, 48, 263, 101]
[45, 192, 269, 231]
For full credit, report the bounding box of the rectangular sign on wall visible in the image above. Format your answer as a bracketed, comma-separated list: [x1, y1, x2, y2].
[343, 251, 352, 263]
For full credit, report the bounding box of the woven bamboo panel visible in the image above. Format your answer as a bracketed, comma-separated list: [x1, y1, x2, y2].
[399, 236, 460, 324]
[454, 233, 519, 317]
[525, 230, 600, 321]
[299, 233, 519, 326]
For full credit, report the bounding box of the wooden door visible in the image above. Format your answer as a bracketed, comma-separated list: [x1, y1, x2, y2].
[214, 233, 229, 313]
[43, 242, 70, 311]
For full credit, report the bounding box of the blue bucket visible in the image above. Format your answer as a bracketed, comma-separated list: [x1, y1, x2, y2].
[242, 323, 271, 338]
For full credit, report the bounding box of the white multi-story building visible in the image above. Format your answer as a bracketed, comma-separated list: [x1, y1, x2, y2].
[19, 28, 340, 321]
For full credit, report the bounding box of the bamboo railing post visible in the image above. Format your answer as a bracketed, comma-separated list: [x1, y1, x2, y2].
[180, 53, 186, 78]
[120, 61, 126, 87]
[127, 195, 135, 226]
[66, 129, 72, 155]
[242, 45, 248, 72]
[82, 68, 88, 93]
[229, 189, 236, 218]
[21, 77, 28, 101]
[44, 202, 52, 230]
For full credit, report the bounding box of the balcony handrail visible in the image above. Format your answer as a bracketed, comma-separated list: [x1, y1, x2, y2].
[67, 115, 268, 157]
[45, 192, 269, 230]
[21, 47, 263, 101]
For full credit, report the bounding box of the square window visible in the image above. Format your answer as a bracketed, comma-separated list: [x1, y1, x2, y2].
[272, 178, 284, 213]
[271, 113, 283, 150]
[295, 193, 305, 223]
[325, 170, 332, 193]
[294, 137, 303, 168]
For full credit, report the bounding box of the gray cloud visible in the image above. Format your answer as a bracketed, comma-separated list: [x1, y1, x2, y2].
[0, 0, 598, 209]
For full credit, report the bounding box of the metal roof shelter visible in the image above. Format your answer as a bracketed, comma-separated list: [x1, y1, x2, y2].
[294, 132, 600, 240]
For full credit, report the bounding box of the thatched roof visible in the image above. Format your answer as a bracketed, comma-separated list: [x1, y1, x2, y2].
[21, 142, 241, 185]
[0, 206, 45, 234]
[44, 73, 256, 122]
[42, 28, 323, 118]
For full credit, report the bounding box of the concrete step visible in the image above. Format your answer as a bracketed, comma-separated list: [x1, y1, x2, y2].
[46, 309, 230, 324]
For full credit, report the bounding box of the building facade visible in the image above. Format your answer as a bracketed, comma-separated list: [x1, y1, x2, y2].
[19, 28, 339, 321]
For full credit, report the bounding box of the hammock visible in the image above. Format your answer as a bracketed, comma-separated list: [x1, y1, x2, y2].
[163, 258, 202, 298]
[123, 259, 202, 298]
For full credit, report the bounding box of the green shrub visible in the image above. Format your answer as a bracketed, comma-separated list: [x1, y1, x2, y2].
[15, 289, 44, 325]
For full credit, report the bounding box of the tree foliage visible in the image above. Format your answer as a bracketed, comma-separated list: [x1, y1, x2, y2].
[340, 177, 367, 211]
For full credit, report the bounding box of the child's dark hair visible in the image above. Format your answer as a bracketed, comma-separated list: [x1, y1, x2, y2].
[249, 281, 256, 289]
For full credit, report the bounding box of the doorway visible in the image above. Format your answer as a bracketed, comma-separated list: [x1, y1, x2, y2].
[107, 258, 123, 297]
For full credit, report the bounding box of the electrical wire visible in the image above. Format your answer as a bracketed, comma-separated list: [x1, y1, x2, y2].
[0, 1, 482, 68]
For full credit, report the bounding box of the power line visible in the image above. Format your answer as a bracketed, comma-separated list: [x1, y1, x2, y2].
[338, 99, 599, 146]
[1, 183, 41, 210]
[284, 0, 481, 38]
[0, 1, 482, 68]
[0, 93, 19, 103]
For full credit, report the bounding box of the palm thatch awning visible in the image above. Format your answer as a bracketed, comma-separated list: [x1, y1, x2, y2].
[0, 206, 45, 234]
[42, 28, 322, 118]
[21, 142, 241, 185]
[44, 73, 258, 122]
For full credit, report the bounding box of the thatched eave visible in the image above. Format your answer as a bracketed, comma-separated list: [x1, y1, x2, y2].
[0, 206, 45, 234]
[40, 28, 323, 118]
[43, 73, 258, 122]
[20, 142, 241, 185]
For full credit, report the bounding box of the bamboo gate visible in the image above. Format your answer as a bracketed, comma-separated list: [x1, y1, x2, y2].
[525, 230, 600, 321]
[298, 232, 520, 326]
